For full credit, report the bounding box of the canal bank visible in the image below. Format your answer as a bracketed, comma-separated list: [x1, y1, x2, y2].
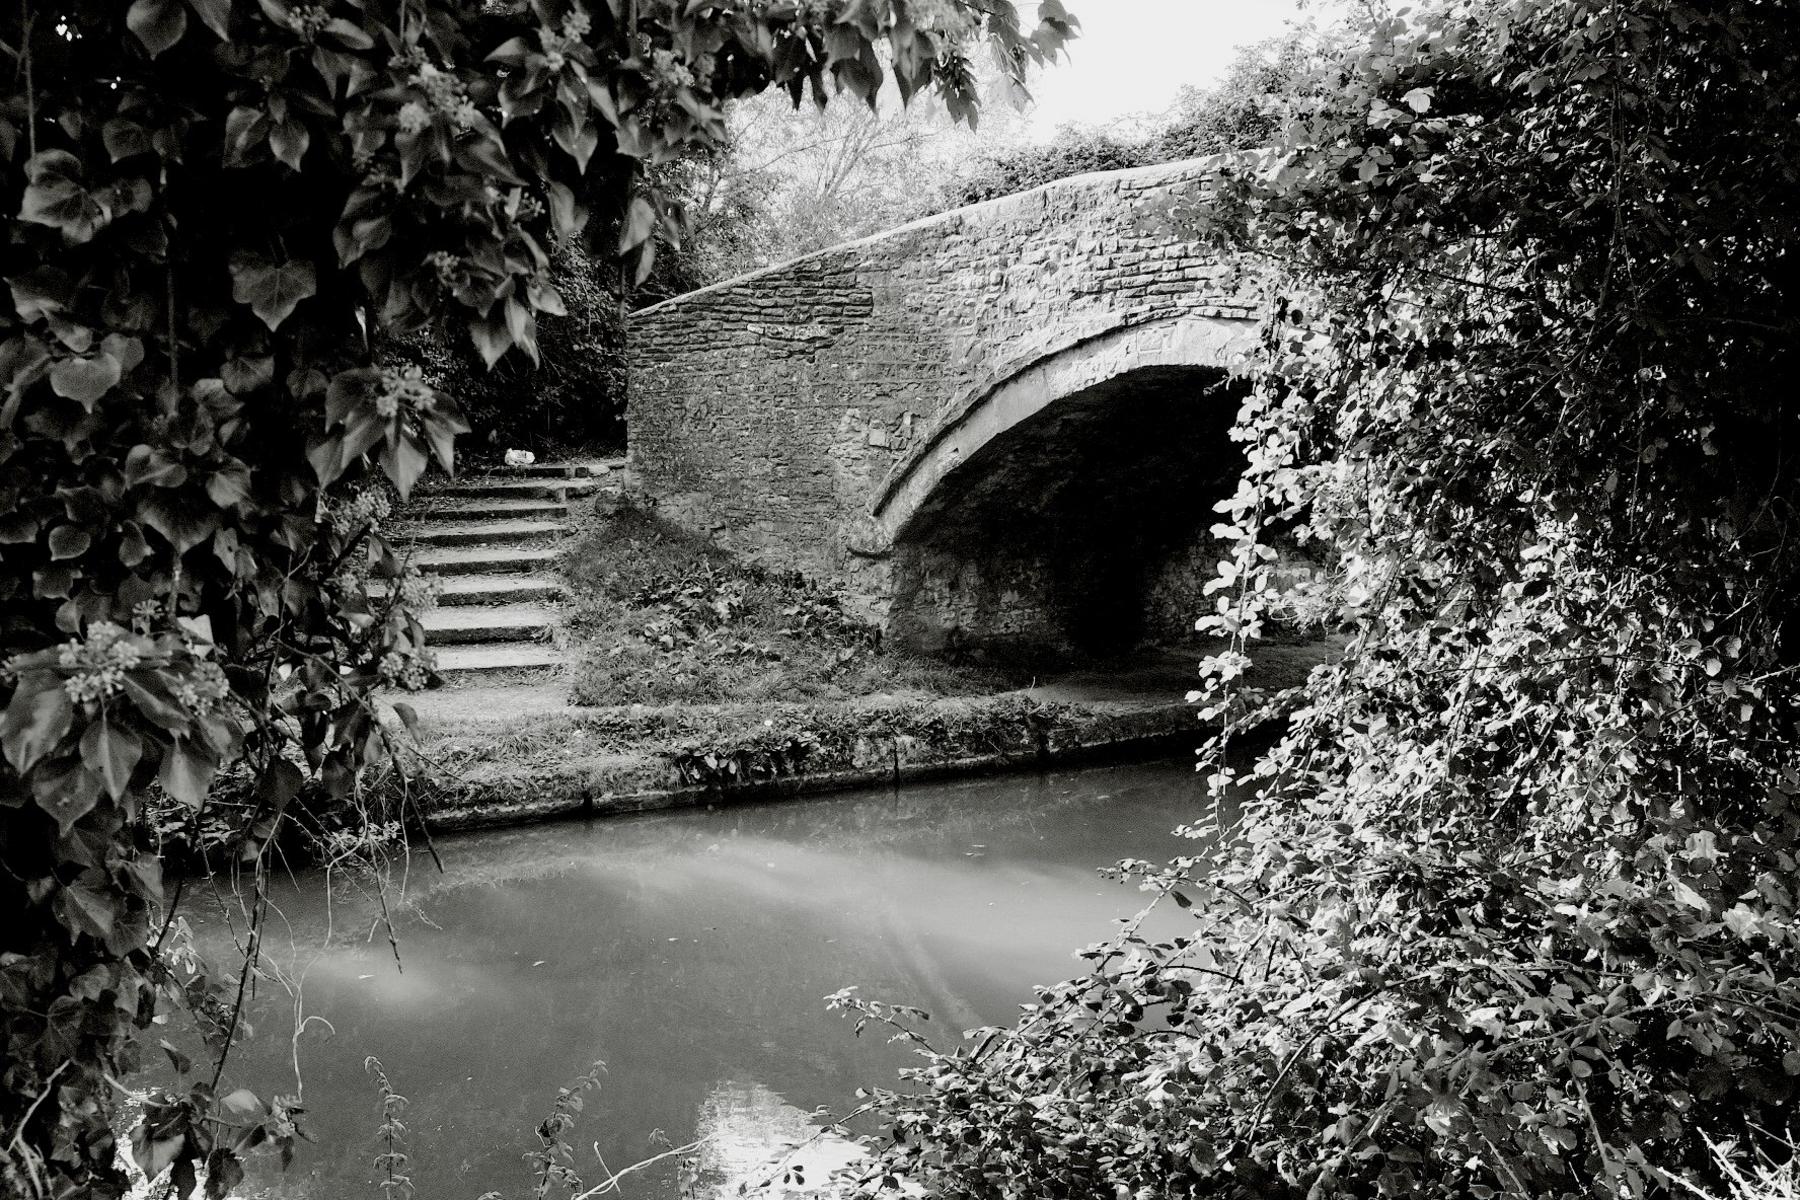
[388, 640, 1332, 833]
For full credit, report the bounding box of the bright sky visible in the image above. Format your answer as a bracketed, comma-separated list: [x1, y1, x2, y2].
[1023, 0, 1305, 138]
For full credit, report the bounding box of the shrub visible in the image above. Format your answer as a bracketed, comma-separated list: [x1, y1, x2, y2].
[0, 3, 1072, 1194]
[393, 246, 626, 455]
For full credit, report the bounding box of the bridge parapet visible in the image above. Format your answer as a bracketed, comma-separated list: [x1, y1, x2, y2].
[627, 155, 1267, 648]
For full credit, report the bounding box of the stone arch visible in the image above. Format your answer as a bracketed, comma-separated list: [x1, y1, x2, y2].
[869, 314, 1260, 548]
[627, 155, 1273, 654]
[869, 314, 1263, 656]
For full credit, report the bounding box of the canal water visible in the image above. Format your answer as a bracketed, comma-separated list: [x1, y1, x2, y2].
[190, 760, 1224, 1199]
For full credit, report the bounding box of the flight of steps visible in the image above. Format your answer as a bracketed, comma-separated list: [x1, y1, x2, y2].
[400, 460, 619, 684]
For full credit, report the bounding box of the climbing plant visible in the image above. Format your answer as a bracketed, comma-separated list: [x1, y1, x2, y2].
[0, 2, 1073, 1196]
[841, 1, 1800, 1197]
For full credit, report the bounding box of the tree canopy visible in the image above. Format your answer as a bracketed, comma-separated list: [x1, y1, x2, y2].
[0, 2, 1073, 1196]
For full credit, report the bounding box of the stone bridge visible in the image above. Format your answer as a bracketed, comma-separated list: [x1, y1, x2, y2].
[627, 157, 1266, 657]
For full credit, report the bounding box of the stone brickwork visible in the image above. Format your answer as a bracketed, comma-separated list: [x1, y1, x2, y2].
[627, 156, 1267, 655]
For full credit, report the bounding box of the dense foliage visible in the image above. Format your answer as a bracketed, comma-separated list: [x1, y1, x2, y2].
[395, 243, 628, 453]
[843, 1, 1800, 1196]
[0, 2, 1072, 1196]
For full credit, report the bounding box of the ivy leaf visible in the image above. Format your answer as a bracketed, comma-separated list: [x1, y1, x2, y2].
[49, 351, 123, 407]
[221, 353, 275, 395]
[526, 276, 567, 317]
[204, 1147, 246, 1200]
[121, 674, 191, 732]
[545, 180, 582, 239]
[204, 462, 254, 509]
[421, 399, 470, 473]
[455, 136, 526, 185]
[160, 1039, 192, 1074]
[1670, 878, 1711, 913]
[9, 267, 74, 322]
[18, 151, 110, 244]
[618, 196, 657, 253]
[394, 126, 430, 190]
[35, 761, 103, 833]
[34, 564, 77, 600]
[125, 444, 188, 489]
[339, 409, 387, 468]
[469, 314, 512, 369]
[0, 507, 43, 545]
[321, 17, 374, 50]
[2, 676, 74, 772]
[222, 105, 268, 167]
[380, 428, 430, 499]
[170, 1157, 198, 1200]
[487, 36, 533, 65]
[504, 299, 539, 364]
[306, 432, 349, 487]
[101, 332, 146, 374]
[118, 522, 152, 567]
[268, 120, 309, 171]
[159, 736, 218, 808]
[550, 116, 600, 173]
[138, 493, 221, 554]
[186, 0, 232, 40]
[585, 77, 620, 127]
[127, 0, 190, 57]
[130, 1122, 185, 1182]
[53, 870, 117, 940]
[259, 757, 305, 811]
[632, 237, 658, 287]
[81, 717, 144, 801]
[229, 258, 316, 331]
[48, 524, 91, 560]
[220, 1089, 261, 1116]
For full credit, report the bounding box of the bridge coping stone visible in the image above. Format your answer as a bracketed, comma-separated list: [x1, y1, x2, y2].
[631, 154, 1231, 322]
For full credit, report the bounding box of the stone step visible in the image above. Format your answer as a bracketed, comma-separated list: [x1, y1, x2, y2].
[432, 574, 564, 607]
[416, 497, 570, 522]
[476, 460, 621, 479]
[418, 546, 559, 576]
[443, 478, 601, 501]
[420, 603, 556, 645]
[401, 518, 566, 549]
[389, 684, 576, 731]
[433, 643, 564, 679]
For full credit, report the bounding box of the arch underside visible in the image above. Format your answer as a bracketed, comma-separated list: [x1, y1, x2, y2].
[884, 348, 1254, 659]
[872, 316, 1258, 543]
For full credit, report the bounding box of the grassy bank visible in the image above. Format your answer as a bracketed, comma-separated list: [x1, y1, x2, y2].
[556, 502, 1029, 706]
[404, 691, 1218, 831]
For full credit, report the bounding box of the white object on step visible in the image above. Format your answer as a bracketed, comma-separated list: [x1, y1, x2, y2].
[504, 449, 537, 467]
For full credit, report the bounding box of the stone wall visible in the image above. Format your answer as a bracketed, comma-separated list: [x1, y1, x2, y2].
[627, 156, 1267, 652]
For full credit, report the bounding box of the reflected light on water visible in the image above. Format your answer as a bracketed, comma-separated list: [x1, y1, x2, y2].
[691, 1081, 868, 1198]
[139, 760, 1226, 1198]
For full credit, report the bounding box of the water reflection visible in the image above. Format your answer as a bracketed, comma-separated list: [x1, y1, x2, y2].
[691, 1081, 866, 1197]
[174, 760, 1222, 1198]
